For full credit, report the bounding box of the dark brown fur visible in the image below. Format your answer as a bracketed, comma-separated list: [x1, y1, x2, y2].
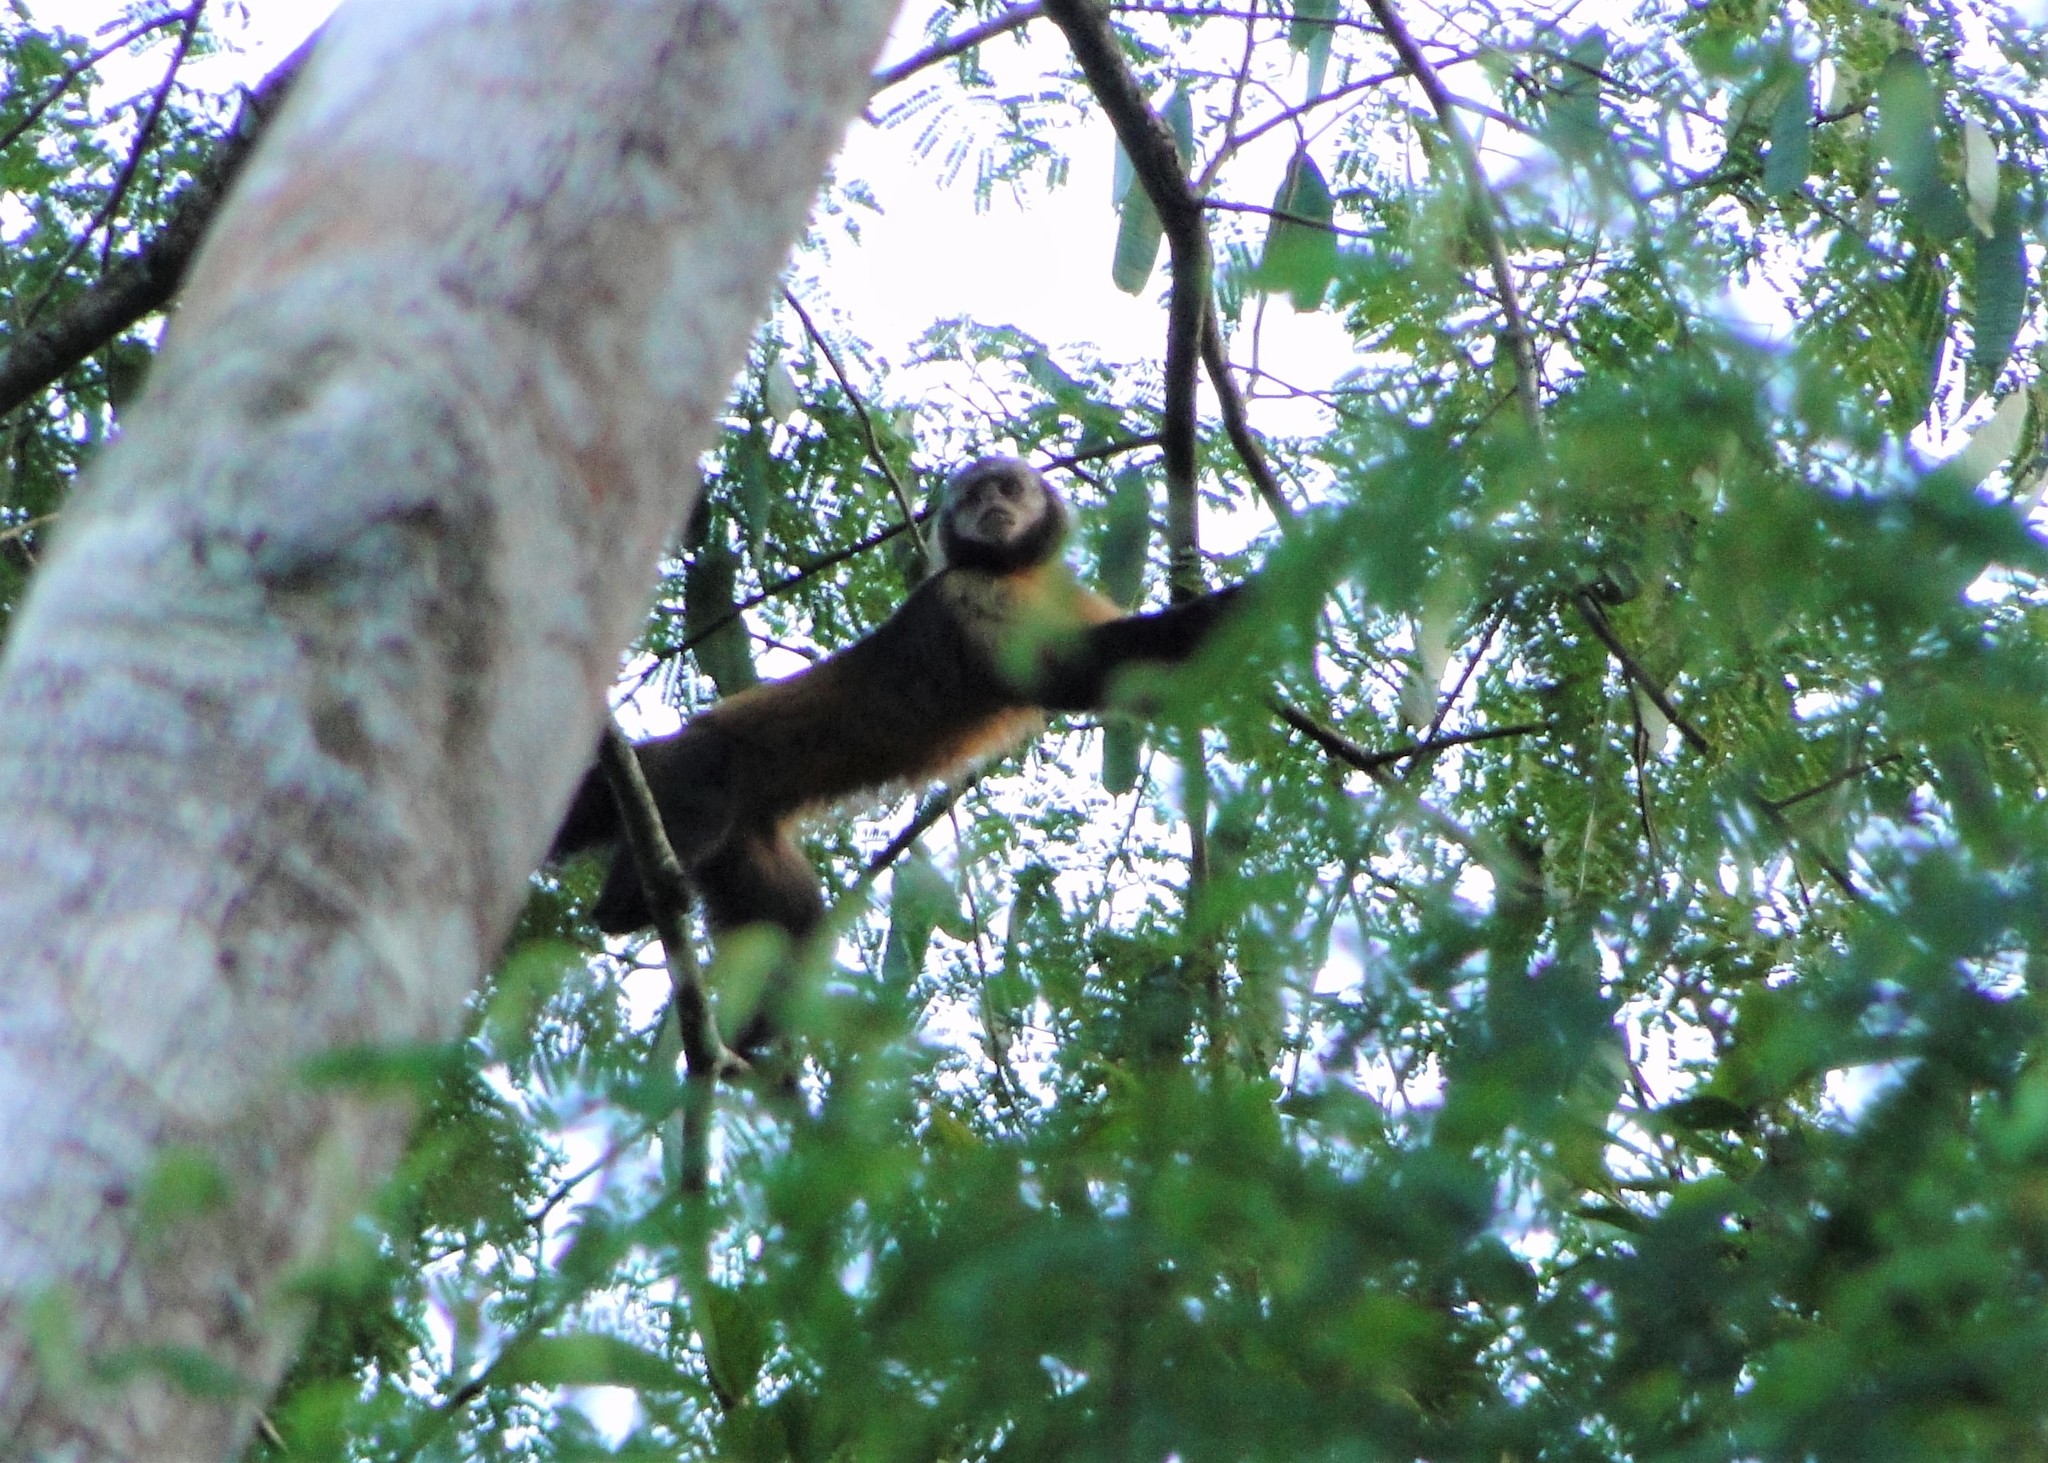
[551, 459, 1238, 1037]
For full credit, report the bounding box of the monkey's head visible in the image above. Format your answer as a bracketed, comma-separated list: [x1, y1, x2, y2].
[937, 457, 1069, 574]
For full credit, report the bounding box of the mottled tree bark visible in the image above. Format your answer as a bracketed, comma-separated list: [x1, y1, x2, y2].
[0, 1, 897, 1456]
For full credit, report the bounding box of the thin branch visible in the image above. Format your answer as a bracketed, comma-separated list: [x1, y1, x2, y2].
[0, 513, 57, 546]
[1272, 699, 1535, 888]
[1114, 4, 1385, 26]
[102, 5, 206, 272]
[858, 781, 979, 888]
[1043, 432, 1163, 470]
[1569, 595, 1864, 900]
[1041, 0, 1221, 924]
[782, 289, 926, 552]
[1200, 196, 1376, 238]
[1755, 800, 1862, 902]
[0, 33, 314, 417]
[1761, 756, 1903, 815]
[1195, 66, 1416, 189]
[596, 724, 745, 1096]
[661, 510, 931, 658]
[1360, 0, 1542, 434]
[870, 4, 1044, 93]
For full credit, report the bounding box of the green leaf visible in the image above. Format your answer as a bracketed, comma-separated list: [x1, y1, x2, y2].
[136, 1147, 232, 1236]
[1289, 0, 1337, 99]
[1098, 465, 1151, 607]
[1112, 184, 1164, 295]
[496, 1334, 680, 1391]
[685, 542, 760, 696]
[1164, 82, 1195, 168]
[1970, 196, 2028, 392]
[1101, 718, 1143, 795]
[1259, 149, 1338, 311]
[1764, 63, 1813, 196]
[1547, 28, 1608, 158]
[1875, 50, 1968, 241]
[1964, 117, 2000, 235]
[881, 850, 959, 985]
[1287, 0, 1337, 53]
[998, 864, 1062, 1015]
[729, 426, 774, 554]
[700, 1284, 770, 1403]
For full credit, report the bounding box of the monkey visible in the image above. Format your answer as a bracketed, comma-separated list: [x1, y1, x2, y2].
[550, 456, 1242, 1042]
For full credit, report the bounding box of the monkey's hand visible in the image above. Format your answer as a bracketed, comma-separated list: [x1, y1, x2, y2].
[1034, 581, 1246, 712]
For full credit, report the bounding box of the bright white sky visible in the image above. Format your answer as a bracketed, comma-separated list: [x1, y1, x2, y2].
[32, 0, 1358, 437]
[28, 0, 2048, 436]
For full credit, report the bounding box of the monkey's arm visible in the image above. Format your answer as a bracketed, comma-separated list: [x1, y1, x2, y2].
[1030, 582, 1244, 712]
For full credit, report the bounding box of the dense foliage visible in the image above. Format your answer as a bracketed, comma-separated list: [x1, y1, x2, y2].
[10, 1, 2048, 1458]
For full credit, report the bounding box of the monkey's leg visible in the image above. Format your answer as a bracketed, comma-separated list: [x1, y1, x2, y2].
[691, 829, 825, 1055]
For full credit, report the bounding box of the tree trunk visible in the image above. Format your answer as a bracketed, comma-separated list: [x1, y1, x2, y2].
[0, 0, 897, 1455]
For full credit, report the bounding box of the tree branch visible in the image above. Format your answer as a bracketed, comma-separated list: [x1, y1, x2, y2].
[1271, 699, 1540, 773]
[598, 725, 745, 1093]
[1571, 592, 1710, 756]
[1200, 308, 1293, 523]
[1360, 0, 1542, 434]
[0, 34, 314, 418]
[870, 4, 1044, 93]
[0, 9, 199, 158]
[1273, 699, 1535, 889]
[1040, 0, 1207, 598]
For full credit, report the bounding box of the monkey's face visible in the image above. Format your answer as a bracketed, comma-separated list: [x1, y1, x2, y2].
[938, 457, 1068, 573]
[946, 458, 1046, 546]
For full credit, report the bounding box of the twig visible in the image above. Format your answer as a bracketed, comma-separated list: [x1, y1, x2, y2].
[1569, 595, 1863, 899]
[102, 5, 206, 272]
[662, 510, 931, 658]
[1761, 756, 1903, 815]
[870, 4, 1044, 93]
[1043, 433, 1163, 470]
[858, 781, 979, 888]
[782, 289, 926, 552]
[1273, 700, 1535, 888]
[1194, 67, 1418, 190]
[0, 513, 57, 546]
[1040, 0, 1207, 595]
[1200, 308, 1293, 524]
[1270, 699, 1540, 773]
[1751, 792, 1862, 902]
[1571, 592, 1710, 755]
[1199, 197, 1376, 238]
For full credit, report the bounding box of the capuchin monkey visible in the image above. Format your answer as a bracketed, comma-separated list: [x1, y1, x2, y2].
[551, 456, 1241, 1047]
